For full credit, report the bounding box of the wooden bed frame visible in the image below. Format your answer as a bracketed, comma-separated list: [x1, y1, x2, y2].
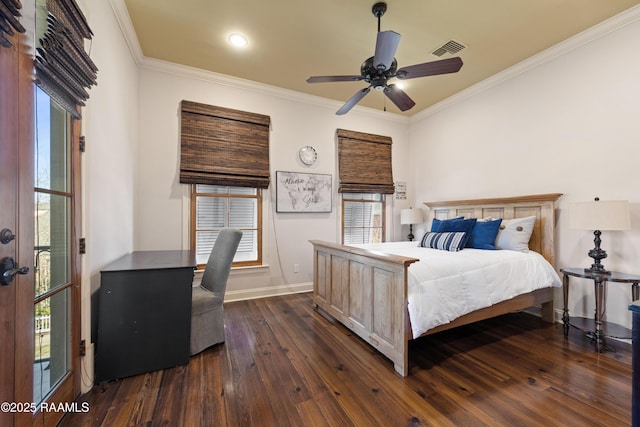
[311, 193, 562, 376]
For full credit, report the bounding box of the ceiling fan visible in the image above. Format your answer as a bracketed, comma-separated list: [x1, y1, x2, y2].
[306, 2, 463, 115]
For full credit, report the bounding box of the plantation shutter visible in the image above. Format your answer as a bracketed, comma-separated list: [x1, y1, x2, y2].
[180, 100, 271, 188]
[34, 0, 98, 119]
[343, 201, 374, 244]
[337, 128, 394, 194]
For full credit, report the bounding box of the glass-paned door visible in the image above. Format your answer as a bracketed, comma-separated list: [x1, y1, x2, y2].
[33, 86, 74, 406]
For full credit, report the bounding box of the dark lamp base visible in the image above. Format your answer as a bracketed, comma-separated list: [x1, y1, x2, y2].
[407, 224, 415, 242]
[585, 229, 610, 275]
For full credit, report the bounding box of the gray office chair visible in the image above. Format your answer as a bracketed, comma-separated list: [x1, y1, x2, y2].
[190, 228, 242, 355]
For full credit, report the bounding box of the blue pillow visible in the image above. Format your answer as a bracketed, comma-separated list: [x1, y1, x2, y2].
[466, 218, 503, 250]
[434, 217, 477, 248]
[430, 216, 464, 232]
[419, 232, 467, 252]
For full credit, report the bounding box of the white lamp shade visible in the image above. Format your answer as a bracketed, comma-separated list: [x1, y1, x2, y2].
[569, 200, 631, 231]
[401, 208, 423, 225]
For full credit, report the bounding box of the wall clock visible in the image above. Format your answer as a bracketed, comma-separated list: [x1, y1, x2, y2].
[298, 145, 317, 166]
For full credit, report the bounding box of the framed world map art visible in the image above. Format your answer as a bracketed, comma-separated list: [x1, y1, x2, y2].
[276, 171, 332, 213]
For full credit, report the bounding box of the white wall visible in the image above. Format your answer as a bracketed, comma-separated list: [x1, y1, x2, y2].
[409, 12, 640, 329]
[80, 0, 139, 389]
[134, 63, 412, 299]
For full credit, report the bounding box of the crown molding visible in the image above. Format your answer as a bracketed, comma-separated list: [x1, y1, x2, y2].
[138, 56, 410, 124]
[108, 0, 144, 63]
[410, 4, 640, 124]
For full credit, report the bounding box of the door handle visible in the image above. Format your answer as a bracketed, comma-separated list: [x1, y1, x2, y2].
[0, 257, 29, 286]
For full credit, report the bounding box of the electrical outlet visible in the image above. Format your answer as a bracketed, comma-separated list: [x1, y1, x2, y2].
[293, 263, 299, 273]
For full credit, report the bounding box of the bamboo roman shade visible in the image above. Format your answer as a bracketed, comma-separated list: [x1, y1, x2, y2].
[337, 129, 394, 194]
[180, 101, 271, 189]
[0, 0, 25, 48]
[34, 0, 98, 119]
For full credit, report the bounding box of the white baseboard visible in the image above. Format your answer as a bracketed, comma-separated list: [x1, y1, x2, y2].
[554, 308, 564, 324]
[224, 282, 313, 302]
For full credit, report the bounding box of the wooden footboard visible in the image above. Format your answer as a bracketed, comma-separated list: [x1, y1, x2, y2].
[310, 240, 418, 376]
[311, 193, 562, 377]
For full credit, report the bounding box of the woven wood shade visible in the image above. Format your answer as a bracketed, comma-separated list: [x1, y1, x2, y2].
[337, 129, 394, 194]
[180, 100, 271, 189]
[35, 0, 98, 118]
[0, 0, 25, 48]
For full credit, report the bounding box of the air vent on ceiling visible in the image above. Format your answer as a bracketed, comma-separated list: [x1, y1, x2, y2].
[431, 39, 467, 57]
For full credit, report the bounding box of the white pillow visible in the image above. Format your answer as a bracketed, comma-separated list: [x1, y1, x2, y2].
[495, 216, 536, 252]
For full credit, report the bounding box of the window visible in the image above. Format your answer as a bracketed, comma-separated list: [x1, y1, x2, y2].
[191, 185, 261, 268]
[180, 102, 270, 270]
[336, 129, 393, 245]
[34, 85, 76, 405]
[342, 193, 385, 244]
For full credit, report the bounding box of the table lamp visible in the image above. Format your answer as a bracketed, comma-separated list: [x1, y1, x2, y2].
[401, 207, 423, 242]
[569, 197, 630, 274]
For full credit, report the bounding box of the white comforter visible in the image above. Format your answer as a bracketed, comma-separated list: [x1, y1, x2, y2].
[352, 242, 562, 338]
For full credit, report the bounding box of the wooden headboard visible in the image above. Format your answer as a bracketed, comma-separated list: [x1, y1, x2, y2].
[424, 193, 562, 267]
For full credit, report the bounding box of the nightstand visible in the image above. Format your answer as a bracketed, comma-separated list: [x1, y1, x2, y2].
[629, 301, 640, 427]
[561, 267, 640, 352]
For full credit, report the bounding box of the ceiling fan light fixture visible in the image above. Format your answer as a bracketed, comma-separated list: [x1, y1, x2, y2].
[228, 33, 248, 48]
[372, 77, 386, 90]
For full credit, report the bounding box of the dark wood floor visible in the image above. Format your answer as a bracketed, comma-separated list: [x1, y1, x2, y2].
[60, 292, 632, 426]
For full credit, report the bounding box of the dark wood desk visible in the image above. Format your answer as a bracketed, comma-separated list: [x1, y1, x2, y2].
[561, 267, 640, 352]
[630, 301, 640, 427]
[95, 250, 196, 383]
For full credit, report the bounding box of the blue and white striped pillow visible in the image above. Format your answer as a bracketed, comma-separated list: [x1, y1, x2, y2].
[419, 231, 467, 252]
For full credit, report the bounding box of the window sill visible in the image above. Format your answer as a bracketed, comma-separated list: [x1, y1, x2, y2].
[231, 264, 270, 275]
[195, 264, 270, 275]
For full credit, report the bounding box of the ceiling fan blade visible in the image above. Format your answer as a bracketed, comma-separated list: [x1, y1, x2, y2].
[396, 57, 463, 80]
[383, 84, 415, 112]
[307, 75, 363, 83]
[336, 87, 371, 115]
[373, 30, 401, 71]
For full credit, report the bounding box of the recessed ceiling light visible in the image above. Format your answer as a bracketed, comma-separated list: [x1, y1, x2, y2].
[395, 82, 406, 90]
[228, 33, 248, 48]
